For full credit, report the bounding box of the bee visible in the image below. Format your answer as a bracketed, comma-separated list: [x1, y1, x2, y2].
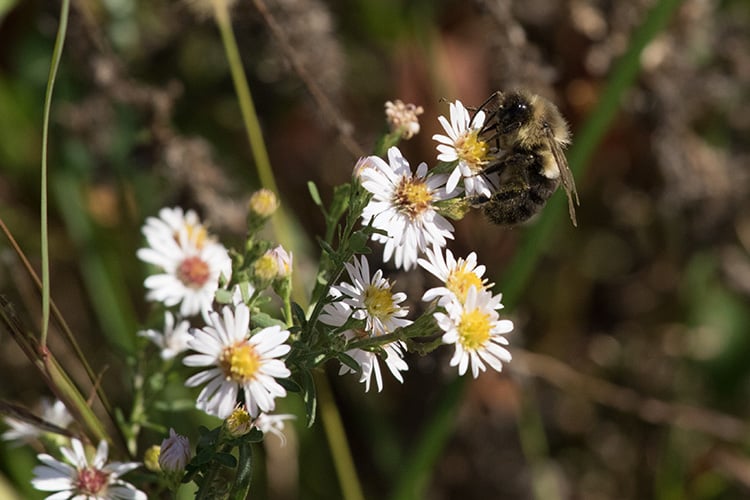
[471, 90, 580, 226]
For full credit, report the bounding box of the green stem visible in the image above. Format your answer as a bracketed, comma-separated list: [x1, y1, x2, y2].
[213, 0, 304, 306]
[40, 0, 69, 347]
[315, 371, 365, 500]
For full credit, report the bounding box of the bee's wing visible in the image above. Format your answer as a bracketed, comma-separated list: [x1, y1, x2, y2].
[547, 129, 579, 227]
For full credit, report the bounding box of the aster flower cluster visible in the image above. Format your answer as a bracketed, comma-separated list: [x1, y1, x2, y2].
[7, 97, 515, 500]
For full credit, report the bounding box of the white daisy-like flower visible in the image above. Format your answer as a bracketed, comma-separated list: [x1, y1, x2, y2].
[335, 255, 412, 336]
[31, 438, 146, 500]
[2, 398, 73, 446]
[338, 338, 409, 392]
[253, 413, 296, 446]
[137, 311, 192, 360]
[359, 146, 455, 270]
[141, 206, 207, 249]
[137, 209, 232, 318]
[320, 286, 409, 392]
[184, 303, 291, 418]
[418, 245, 492, 306]
[433, 99, 495, 197]
[434, 286, 513, 378]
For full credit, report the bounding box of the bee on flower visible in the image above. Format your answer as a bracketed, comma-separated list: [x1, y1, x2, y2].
[433, 99, 496, 198]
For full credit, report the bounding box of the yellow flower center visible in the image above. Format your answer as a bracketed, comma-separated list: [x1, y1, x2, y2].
[177, 256, 211, 288]
[219, 342, 261, 383]
[363, 285, 396, 321]
[455, 130, 489, 171]
[253, 254, 279, 282]
[446, 265, 484, 303]
[393, 177, 433, 219]
[458, 308, 492, 351]
[225, 406, 253, 437]
[175, 223, 208, 249]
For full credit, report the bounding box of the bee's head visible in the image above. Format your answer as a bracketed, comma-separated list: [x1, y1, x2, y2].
[497, 92, 533, 134]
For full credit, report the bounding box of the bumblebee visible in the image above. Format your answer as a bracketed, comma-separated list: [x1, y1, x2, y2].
[471, 90, 579, 226]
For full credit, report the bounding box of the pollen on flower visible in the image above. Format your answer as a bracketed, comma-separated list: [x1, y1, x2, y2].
[363, 285, 396, 321]
[76, 467, 110, 496]
[220, 342, 261, 383]
[184, 223, 208, 249]
[393, 177, 432, 219]
[446, 265, 486, 303]
[455, 130, 490, 171]
[177, 256, 211, 288]
[457, 309, 492, 350]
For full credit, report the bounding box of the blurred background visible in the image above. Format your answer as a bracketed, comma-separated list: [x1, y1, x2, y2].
[1, 0, 750, 498]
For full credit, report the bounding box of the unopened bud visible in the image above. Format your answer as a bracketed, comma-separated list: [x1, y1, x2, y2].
[224, 405, 253, 438]
[248, 189, 279, 218]
[159, 429, 191, 473]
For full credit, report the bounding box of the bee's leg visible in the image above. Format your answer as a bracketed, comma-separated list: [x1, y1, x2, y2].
[479, 154, 536, 225]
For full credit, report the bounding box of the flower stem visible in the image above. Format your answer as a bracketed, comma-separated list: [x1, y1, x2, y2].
[212, 0, 303, 303]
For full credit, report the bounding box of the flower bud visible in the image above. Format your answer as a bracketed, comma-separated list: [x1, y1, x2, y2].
[224, 405, 253, 438]
[248, 189, 279, 218]
[143, 445, 161, 473]
[158, 429, 191, 473]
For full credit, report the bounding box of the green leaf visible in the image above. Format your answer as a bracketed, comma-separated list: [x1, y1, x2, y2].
[214, 452, 237, 468]
[328, 183, 351, 223]
[300, 369, 317, 427]
[276, 377, 302, 393]
[318, 238, 336, 256]
[308, 180, 323, 207]
[228, 442, 253, 500]
[348, 230, 372, 254]
[291, 302, 307, 327]
[251, 312, 287, 329]
[337, 352, 361, 373]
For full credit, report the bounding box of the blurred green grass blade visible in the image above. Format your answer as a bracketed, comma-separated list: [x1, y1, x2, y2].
[389, 377, 465, 500]
[52, 173, 137, 353]
[393, 0, 685, 496]
[40, 0, 69, 348]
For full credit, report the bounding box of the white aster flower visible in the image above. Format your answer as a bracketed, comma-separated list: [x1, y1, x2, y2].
[360, 147, 455, 270]
[335, 255, 412, 336]
[320, 285, 409, 392]
[31, 438, 146, 500]
[254, 413, 296, 446]
[184, 304, 291, 418]
[2, 398, 73, 446]
[418, 245, 492, 306]
[138, 311, 192, 360]
[433, 100, 495, 197]
[434, 286, 513, 378]
[141, 206, 208, 249]
[338, 338, 409, 392]
[137, 209, 232, 318]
